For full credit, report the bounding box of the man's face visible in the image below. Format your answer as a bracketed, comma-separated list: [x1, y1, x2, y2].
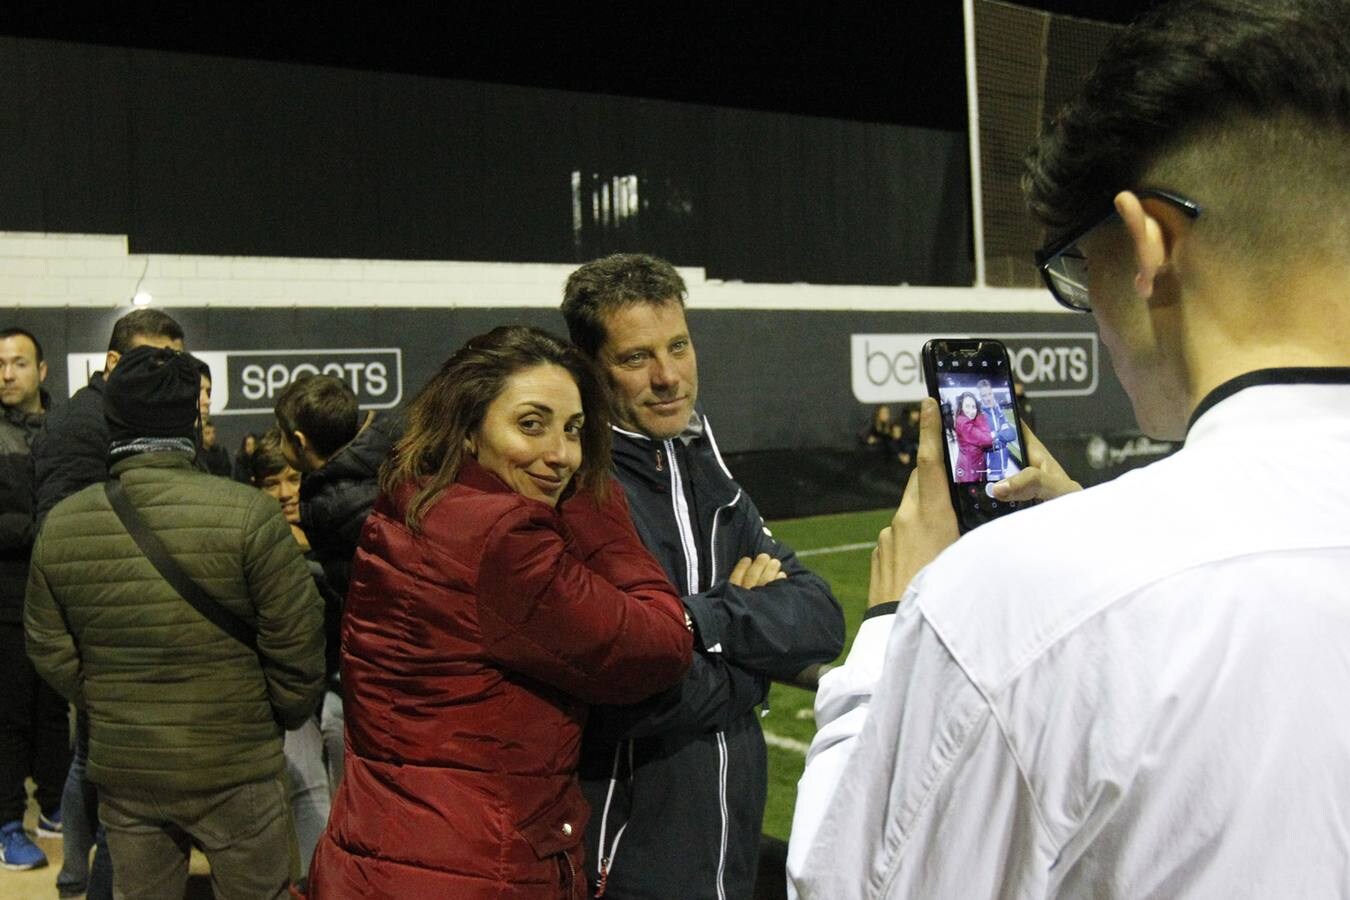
[199, 375, 212, 422]
[0, 335, 46, 413]
[978, 384, 995, 406]
[202, 422, 217, 448]
[598, 300, 699, 441]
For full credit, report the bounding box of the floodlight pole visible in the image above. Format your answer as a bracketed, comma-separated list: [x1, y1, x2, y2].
[963, 0, 987, 288]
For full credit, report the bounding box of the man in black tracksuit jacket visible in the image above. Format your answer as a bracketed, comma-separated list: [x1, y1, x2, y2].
[564, 255, 845, 899]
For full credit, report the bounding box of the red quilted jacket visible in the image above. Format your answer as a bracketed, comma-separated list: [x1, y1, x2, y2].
[309, 460, 692, 899]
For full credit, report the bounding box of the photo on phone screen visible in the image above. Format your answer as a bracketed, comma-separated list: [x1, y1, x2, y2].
[922, 339, 1032, 531]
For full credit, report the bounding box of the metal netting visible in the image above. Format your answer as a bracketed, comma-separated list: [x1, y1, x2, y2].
[973, 1, 1123, 286]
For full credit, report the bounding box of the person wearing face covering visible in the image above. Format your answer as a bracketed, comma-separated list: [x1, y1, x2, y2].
[24, 345, 325, 900]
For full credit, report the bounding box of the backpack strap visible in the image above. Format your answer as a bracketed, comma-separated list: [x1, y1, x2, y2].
[104, 478, 258, 652]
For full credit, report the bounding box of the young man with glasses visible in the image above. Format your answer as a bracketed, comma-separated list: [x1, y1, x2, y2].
[789, 0, 1350, 896]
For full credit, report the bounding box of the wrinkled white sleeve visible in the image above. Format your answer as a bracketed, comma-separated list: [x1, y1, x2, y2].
[787, 578, 1055, 900]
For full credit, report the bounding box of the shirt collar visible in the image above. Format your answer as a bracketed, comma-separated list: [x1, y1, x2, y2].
[610, 410, 704, 445]
[676, 411, 704, 445]
[1188, 367, 1350, 436]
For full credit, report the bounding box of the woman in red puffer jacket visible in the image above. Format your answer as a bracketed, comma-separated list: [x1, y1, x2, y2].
[953, 391, 994, 483]
[308, 327, 693, 899]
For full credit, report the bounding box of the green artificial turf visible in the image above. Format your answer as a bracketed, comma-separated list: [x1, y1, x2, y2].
[758, 507, 894, 841]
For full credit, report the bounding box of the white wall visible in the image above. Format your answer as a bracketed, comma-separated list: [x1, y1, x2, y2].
[0, 230, 1067, 314]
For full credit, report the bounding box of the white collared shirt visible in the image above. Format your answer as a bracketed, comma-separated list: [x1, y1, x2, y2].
[789, 379, 1350, 899]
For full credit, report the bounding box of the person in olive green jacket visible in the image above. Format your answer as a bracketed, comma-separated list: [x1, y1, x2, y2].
[24, 346, 325, 900]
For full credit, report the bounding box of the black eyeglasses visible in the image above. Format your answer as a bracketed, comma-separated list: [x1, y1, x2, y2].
[1034, 189, 1203, 312]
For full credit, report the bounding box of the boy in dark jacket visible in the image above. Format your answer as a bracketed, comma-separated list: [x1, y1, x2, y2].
[274, 373, 402, 791]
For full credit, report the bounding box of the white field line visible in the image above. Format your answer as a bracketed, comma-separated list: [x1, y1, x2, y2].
[763, 731, 811, 755]
[796, 541, 874, 558]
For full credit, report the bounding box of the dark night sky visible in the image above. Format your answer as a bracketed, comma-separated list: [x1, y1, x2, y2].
[0, 2, 1161, 131]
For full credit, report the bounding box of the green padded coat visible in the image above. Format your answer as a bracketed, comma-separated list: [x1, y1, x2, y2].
[25, 451, 325, 792]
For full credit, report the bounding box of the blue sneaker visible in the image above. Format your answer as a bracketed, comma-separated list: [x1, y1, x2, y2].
[0, 820, 48, 870]
[36, 807, 61, 839]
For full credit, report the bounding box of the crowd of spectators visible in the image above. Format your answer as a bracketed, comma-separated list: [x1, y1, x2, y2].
[1, 254, 845, 899]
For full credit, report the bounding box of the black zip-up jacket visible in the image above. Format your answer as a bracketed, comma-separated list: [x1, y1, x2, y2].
[298, 411, 401, 601]
[0, 392, 47, 621]
[32, 373, 107, 525]
[298, 411, 401, 682]
[580, 415, 844, 900]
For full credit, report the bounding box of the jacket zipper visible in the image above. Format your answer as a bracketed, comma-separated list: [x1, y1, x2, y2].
[710, 491, 766, 719]
[664, 438, 700, 596]
[561, 848, 576, 893]
[707, 491, 740, 608]
[666, 438, 729, 900]
[715, 732, 730, 900]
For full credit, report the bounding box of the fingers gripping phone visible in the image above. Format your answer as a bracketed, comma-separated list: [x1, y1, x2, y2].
[921, 339, 1035, 533]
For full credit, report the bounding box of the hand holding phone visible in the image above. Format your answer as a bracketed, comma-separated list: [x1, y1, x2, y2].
[921, 339, 1036, 533]
[868, 397, 960, 606]
[867, 352, 1084, 605]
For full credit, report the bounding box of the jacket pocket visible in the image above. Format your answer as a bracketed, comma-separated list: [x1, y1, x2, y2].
[515, 785, 588, 860]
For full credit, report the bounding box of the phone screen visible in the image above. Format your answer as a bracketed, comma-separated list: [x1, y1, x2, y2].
[923, 339, 1032, 531]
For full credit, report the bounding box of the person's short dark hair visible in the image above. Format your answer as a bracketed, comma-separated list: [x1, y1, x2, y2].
[0, 327, 44, 364]
[107, 309, 185, 355]
[1024, 0, 1350, 260]
[561, 253, 688, 359]
[381, 326, 611, 531]
[273, 375, 360, 460]
[248, 429, 292, 486]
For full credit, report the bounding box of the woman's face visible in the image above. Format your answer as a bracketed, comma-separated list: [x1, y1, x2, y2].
[471, 363, 584, 508]
[260, 466, 303, 525]
[961, 396, 978, 418]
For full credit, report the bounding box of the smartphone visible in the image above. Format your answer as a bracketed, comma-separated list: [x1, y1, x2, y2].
[921, 339, 1035, 533]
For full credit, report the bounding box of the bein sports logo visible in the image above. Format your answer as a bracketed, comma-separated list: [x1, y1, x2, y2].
[849, 333, 1098, 403]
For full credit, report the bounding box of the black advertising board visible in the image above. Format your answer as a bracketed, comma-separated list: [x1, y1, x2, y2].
[6, 306, 1132, 454]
